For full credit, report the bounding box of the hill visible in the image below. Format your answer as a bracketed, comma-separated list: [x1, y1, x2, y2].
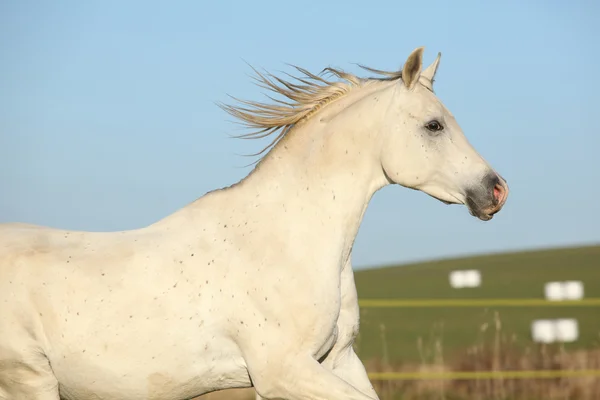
[353, 244, 600, 364]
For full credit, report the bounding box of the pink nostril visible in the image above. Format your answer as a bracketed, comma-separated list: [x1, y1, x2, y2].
[493, 184, 503, 203]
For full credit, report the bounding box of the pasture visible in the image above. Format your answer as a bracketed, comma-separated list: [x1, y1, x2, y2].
[354, 244, 600, 364]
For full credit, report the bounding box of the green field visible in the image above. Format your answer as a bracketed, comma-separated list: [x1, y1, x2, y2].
[353, 244, 600, 365]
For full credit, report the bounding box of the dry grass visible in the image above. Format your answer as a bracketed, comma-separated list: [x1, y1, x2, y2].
[363, 349, 600, 400]
[364, 311, 600, 400]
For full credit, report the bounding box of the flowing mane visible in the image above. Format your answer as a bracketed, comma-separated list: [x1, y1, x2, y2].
[219, 63, 406, 160]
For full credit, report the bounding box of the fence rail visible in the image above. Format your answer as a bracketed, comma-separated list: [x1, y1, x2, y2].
[358, 298, 600, 308]
[368, 369, 600, 380]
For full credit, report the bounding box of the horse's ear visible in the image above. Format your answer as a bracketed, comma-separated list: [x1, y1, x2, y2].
[421, 52, 441, 89]
[401, 47, 424, 90]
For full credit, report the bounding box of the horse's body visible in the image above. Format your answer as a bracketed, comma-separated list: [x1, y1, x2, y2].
[0, 48, 509, 400]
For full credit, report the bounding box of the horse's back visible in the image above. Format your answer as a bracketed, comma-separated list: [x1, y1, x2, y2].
[0, 221, 81, 256]
[0, 221, 138, 340]
[0, 222, 98, 333]
[0, 222, 64, 279]
[0, 222, 141, 274]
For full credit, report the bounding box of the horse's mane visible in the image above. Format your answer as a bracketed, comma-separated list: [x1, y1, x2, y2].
[218, 63, 405, 160]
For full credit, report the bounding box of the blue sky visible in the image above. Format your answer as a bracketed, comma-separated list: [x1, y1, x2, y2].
[1, 0, 598, 269]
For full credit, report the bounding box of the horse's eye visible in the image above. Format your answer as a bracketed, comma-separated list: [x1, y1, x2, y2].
[425, 120, 443, 132]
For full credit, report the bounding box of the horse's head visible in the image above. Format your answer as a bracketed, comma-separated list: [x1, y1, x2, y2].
[380, 47, 508, 221]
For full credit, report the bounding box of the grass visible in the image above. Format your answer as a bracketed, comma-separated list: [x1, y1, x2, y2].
[354, 244, 600, 364]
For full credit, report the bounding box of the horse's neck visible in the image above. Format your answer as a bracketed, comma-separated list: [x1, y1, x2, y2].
[235, 86, 391, 267]
[162, 80, 391, 270]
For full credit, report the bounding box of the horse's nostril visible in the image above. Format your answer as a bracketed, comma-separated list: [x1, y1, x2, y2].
[493, 184, 503, 203]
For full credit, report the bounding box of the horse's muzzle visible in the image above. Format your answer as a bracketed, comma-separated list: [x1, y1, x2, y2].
[465, 173, 509, 221]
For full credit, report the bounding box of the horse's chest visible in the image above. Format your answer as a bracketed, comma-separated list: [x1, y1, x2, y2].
[284, 287, 342, 353]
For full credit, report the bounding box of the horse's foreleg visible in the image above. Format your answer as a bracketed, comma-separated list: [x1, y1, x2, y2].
[317, 255, 379, 399]
[321, 344, 379, 400]
[247, 353, 376, 400]
[252, 347, 378, 400]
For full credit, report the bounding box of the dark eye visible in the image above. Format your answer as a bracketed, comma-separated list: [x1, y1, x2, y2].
[425, 120, 444, 132]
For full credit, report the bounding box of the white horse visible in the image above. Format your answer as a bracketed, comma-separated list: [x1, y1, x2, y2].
[0, 47, 508, 400]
